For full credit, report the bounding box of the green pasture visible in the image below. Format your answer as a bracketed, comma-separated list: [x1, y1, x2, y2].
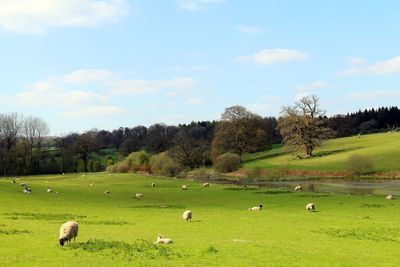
[1, 173, 400, 266]
[243, 132, 400, 172]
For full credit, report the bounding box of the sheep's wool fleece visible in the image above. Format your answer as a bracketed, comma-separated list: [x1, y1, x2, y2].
[59, 221, 79, 241]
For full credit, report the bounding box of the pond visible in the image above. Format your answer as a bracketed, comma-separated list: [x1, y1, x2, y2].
[211, 177, 400, 195]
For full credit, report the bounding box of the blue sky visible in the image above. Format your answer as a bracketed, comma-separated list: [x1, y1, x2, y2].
[1, 0, 400, 135]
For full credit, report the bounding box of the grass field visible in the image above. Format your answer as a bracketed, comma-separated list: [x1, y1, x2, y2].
[243, 132, 400, 173]
[1, 173, 400, 266]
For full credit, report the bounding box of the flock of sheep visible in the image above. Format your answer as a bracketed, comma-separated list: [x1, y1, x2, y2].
[10, 178, 396, 246]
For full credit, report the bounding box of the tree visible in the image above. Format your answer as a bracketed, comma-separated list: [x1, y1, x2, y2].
[277, 95, 332, 158]
[168, 131, 209, 169]
[211, 106, 271, 160]
[0, 113, 23, 176]
[73, 133, 98, 172]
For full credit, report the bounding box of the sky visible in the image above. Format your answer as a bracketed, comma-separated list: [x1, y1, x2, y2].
[1, 0, 400, 135]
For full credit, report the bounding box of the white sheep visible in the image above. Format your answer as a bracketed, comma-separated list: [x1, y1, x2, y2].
[151, 183, 155, 188]
[155, 234, 173, 244]
[306, 203, 316, 211]
[23, 187, 32, 194]
[182, 185, 187, 190]
[202, 182, 209, 188]
[135, 193, 144, 199]
[89, 183, 94, 187]
[248, 205, 263, 211]
[59, 221, 79, 246]
[294, 185, 302, 192]
[104, 190, 110, 194]
[182, 210, 192, 222]
[386, 194, 395, 200]
[47, 188, 53, 193]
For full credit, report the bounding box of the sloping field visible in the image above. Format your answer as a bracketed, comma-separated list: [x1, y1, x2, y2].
[243, 132, 400, 172]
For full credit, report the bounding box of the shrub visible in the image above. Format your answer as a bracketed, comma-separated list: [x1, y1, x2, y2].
[246, 167, 263, 179]
[150, 152, 182, 177]
[346, 154, 374, 177]
[106, 151, 150, 173]
[214, 152, 241, 173]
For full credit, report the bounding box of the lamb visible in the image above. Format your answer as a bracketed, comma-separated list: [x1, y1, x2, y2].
[306, 203, 316, 211]
[47, 188, 53, 193]
[89, 183, 94, 187]
[155, 234, 173, 244]
[135, 193, 144, 199]
[151, 183, 155, 188]
[182, 210, 192, 222]
[386, 194, 395, 200]
[104, 190, 110, 194]
[248, 205, 263, 211]
[59, 221, 79, 246]
[202, 182, 210, 188]
[182, 185, 187, 190]
[294, 185, 302, 192]
[12, 180, 16, 184]
[23, 186, 32, 194]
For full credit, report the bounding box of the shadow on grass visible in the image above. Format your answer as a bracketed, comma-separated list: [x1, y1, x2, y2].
[253, 190, 292, 195]
[80, 220, 130, 225]
[3, 212, 87, 221]
[131, 205, 186, 209]
[316, 227, 400, 243]
[295, 194, 332, 198]
[224, 187, 259, 191]
[0, 229, 31, 235]
[360, 204, 386, 208]
[67, 239, 184, 259]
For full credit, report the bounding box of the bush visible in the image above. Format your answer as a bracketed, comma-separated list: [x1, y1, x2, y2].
[106, 151, 150, 173]
[346, 154, 374, 177]
[214, 152, 241, 173]
[150, 152, 182, 177]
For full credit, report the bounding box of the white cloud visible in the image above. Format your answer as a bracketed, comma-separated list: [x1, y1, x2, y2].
[347, 90, 400, 100]
[0, 0, 129, 33]
[340, 56, 400, 76]
[237, 25, 265, 34]
[186, 97, 203, 105]
[177, 0, 224, 11]
[63, 106, 127, 119]
[346, 57, 367, 65]
[238, 48, 309, 65]
[110, 77, 196, 94]
[63, 69, 113, 84]
[297, 80, 332, 91]
[12, 85, 107, 108]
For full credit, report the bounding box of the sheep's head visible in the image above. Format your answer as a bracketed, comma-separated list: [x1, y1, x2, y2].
[259, 205, 263, 208]
[59, 238, 65, 246]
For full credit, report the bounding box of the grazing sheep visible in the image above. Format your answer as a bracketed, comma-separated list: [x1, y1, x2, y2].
[59, 221, 79, 246]
[202, 182, 209, 188]
[182, 210, 192, 222]
[104, 190, 110, 194]
[294, 185, 302, 192]
[135, 193, 144, 199]
[151, 183, 155, 188]
[248, 205, 263, 211]
[306, 203, 316, 211]
[89, 183, 94, 187]
[23, 186, 32, 194]
[47, 188, 53, 193]
[12, 180, 16, 184]
[386, 194, 395, 200]
[182, 185, 187, 190]
[82, 174, 85, 177]
[155, 234, 173, 244]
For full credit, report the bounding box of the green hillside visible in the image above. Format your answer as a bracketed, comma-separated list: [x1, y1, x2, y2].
[243, 132, 400, 172]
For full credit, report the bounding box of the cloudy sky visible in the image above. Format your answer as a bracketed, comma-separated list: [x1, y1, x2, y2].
[1, 0, 400, 135]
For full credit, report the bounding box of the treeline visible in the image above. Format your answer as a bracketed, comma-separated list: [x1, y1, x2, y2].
[0, 105, 398, 176]
[327, 106, 400, 137]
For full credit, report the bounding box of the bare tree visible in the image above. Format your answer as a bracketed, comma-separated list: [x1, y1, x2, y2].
[23, 116, 49, 171]
[0, 113, 23, 175]
[277, 95, 332, 158]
